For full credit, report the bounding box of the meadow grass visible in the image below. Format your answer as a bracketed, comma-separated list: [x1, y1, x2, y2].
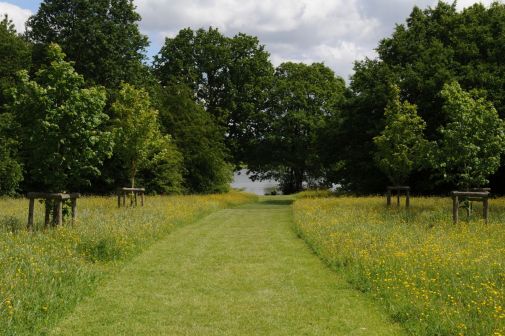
[0, 191, 256, 335]
[293, 196, 505, 336]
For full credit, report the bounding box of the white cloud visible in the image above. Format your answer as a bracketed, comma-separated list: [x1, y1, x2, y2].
[0, 2, 31, 33]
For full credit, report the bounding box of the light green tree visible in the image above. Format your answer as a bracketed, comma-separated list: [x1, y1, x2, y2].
[373, 85, 428, 186]
[433, 81, 505, 189]
[9, 43, 112, 192]
[112, 83, 182, 192]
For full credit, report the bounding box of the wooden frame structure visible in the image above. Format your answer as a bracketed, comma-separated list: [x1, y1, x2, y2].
[386, 186, 410, 207]
[117, 187, 145, 208]
[27, 192, 80, 230]
[451, 190, 490, 224]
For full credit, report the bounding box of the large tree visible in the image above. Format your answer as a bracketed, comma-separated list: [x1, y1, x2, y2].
[153, 27, 273, 164]
[26, 0, 149, 88]
[432, 82, 505, 189]
[0, 15, 31, 112]
[156, 83, 231, 194]
[8, 44, 113, 192]
[249, 62, 346, 194]
[373, 85, 428, 186]
[341, 1, 505, 193]
[112, 83, 183, 193]
[0, 16, 31, 195]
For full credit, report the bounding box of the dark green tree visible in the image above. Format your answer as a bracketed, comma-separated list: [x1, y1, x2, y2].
[157, 83, 232, 194]
[249, 62, 346, 194]
[153, 27, 273, 164]
[341, 1, 505, 193]
[0, 15, 31, 112]
[8, 44, 113, 192]
[26, 0, 149, 88]
[0, 113, 23, 195]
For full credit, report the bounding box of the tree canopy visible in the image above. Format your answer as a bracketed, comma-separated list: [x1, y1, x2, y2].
[27, 0, 149, 88]
[8, 44, 113, 192]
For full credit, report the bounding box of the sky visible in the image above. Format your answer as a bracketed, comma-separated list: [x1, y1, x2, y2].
[0, 0, 499, 80]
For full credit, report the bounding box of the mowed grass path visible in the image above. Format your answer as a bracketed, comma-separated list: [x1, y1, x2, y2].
[51, 197, 404, 335]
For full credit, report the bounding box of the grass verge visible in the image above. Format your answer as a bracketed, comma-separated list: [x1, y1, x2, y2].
[293, 196, 505, 336]
[0, 191, 256, 335]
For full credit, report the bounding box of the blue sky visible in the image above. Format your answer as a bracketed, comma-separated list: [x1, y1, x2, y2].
[0, 0, 498, 79]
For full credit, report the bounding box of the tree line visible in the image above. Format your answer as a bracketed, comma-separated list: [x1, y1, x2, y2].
[1, 0, 505, 195]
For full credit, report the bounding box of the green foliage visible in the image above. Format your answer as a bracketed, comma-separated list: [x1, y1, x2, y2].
[27, 0, 149, 88]
[154, 28, 274, 164]
[373, 85, 428, 185]
[157, 83, 232, 194]
[249, 62, 346, 194]
[432, 81, 505, 189]
[0, 15, 31, 112]
[8, 43, 112, 192]
[344, 2, 505, 193]
[112, 83, 183, 192]
[0, 113, 22, 195]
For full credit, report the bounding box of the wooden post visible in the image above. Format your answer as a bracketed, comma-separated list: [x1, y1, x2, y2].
[134, 191, 138, 207]
[55, 199, 63, 226]
[483, 196, 489, 224]
[387, 189, 391, 206]
[27, 198, 35, 230]
[141, 192, 144, 206]
[406, 189, 410, 208]
[117, 193, 121, 208]
[397, 191, 400, 206]
[453, 195, 459, 224]
[71, 198, 77, 224]
[123, 193, 126, 207]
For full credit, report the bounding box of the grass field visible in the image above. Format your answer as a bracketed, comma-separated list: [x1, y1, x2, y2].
[293, 195, 505, 336]
[0, 192, 256, 335]
[51, 197, 403, 335]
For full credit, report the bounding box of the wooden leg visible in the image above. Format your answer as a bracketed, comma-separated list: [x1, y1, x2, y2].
[55, 200, 62, 226]
[397, 191, 400, 206]
[406, 190, 410, 208]
[123, 193, 126, 207]
[71, 198, 77, 225]
[134, 192, 138, 207]
[483, 197, 489, 224]
[387, 190, 391, 206]
[28, 198, 35, 231]
[117, 193, 121, 208]
[453, 196, 459, 224]
[141, 192, 144, 206]
[130, 192, 134, 207]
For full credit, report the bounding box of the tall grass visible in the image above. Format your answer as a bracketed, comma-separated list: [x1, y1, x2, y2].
[293, 196, 505, 336]
[0, 192, 256, 335]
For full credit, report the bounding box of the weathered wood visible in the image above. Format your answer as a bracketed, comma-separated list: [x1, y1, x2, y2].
[386, 186, 411, 208]
[451, 190, 489, 224]
[450, 191, 489, 197]
[452, 195, 459, 224]
[27, 193, 79, 228]
[28, 198, 35, 231]
[117, 187, 145, 208]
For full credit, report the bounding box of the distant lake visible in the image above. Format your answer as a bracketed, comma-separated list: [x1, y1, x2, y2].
[231, 169, 279, 195]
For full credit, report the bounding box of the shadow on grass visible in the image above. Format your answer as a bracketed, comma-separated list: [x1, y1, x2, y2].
[260, 199, 294, 206]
